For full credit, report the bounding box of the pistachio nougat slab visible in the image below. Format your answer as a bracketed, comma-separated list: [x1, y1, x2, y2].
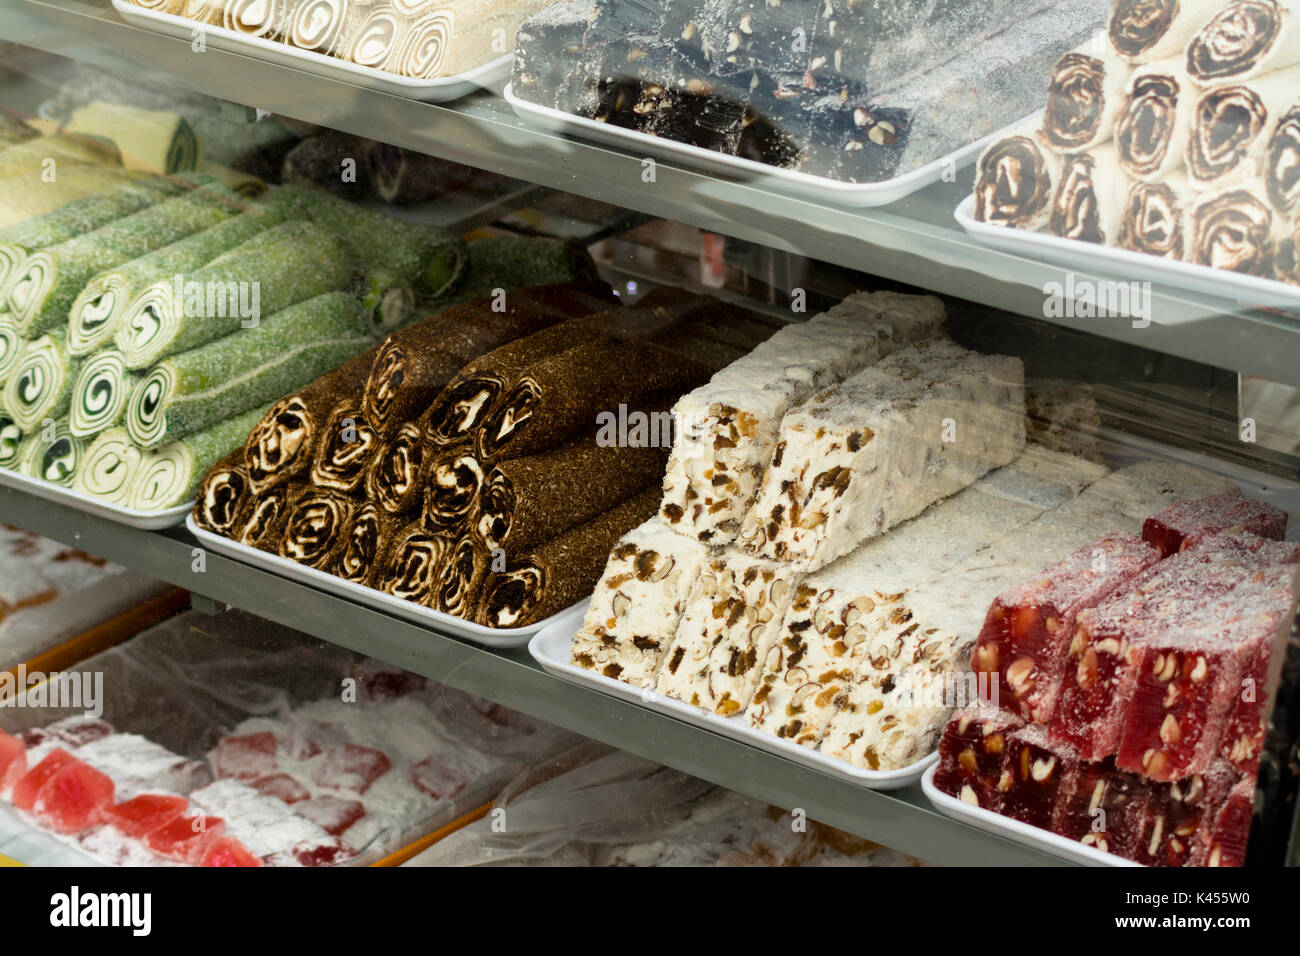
[740, 341, 1026, 572]
[659, 292, 944, 545]
[571, 518, 711, 689]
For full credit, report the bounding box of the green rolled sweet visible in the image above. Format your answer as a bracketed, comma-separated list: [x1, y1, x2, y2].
[16, 418, 86, 487]
[125, 290, 370, 448]
[128, 402, 273, 511]
[0, 174, 184, 301]
[69, 350, 137, 438]
[447, 236, 600, 305]
[8, 176, 242, 337]
[3, 329, 83, 432]
[360, 268, 415, 336]
[67, 190, 303, 356]
[115, 219, 355, 369]
[0, 413, 22, 469]
[72, 427, 141, 502]
[0, 313, 23, 384]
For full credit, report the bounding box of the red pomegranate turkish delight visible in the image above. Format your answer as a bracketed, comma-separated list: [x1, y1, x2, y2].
[933, 708, 1024, 810]
[999, 724, 1079, 829]
[1143, 494, 1287, 557]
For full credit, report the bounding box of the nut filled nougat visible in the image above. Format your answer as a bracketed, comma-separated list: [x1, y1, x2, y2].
[659, 291, 944, 545]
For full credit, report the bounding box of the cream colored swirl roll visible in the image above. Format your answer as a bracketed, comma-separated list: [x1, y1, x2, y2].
[284, 0, 352, 52]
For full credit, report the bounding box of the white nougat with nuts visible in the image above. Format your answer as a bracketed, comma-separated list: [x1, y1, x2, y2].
[571, 517, 712, 689]
[658, 292, 945, 545]
[740, 339, 1027, 572]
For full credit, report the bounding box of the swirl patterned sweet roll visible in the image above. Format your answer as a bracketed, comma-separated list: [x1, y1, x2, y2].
[1187, 186, 1278, 276]
[1119, 174, 1192, 259]
[973, 129, 1062, 230]
[333, 502, 398, 587]
[278, 486, 355, 569]
[284, 0, 352, 52]
[1042, 50, 1127, 153]
[69, 350, 136, 438]
[128, 404, 271, 511]
[4, 331, 82, 433]
[1050, 147, 1129, 245]
[17, 420, 86, 488]
[73, 428, 143, 503]
[1115, 59, 1196, 181]
[309, 400, 378, 493]
[239, 485, 291, 551]
[193, 451, 250, 535]
[1186, 0, 1300, 83]
[422, 450, 485, 532]
[221, 0, 291, 38]
[434, 537, 489, 619]
[365, 422, 425, 514]
[0, 414, 23, 470]
[1265, 105, 1300, 215]
[1187, 67, 1300, 190]
[389, 0, 554, 78]
[1109, 0, 1227, 63]
[338, 6, 406, 68]
[379, 523, 454, 604]
[0, 315, 22, 385]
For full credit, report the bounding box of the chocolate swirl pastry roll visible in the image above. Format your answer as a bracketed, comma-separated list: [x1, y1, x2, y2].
[278, 487, 355, 569]
[1115, 58, 1196, 182]
[477, 488, 662, 630]
[310, 400, 379, 494]
[379, 523, 454, 605]
[973, 128, 1063, 230]
[333, 502, 399, 588]
[434, 537, 489, 619]
[243, 346, 377, 496]
[1267, 106, 1300, 215]
[1042, 50, 1128, 152]
[1109, 0, 1228, 63]
[192, 451, 249, 536]
[1187, 67, 1300, 190]
[422, 449, 486, 532]
[365, 422, 425, 515]
[475, 339, 710, 462]
[1186, 0, 1300, 83]
[1186, 185, 1278, 276]
[238, 485, 291, 553]
[1050, 146, 1129, 244]
[473, 432, 670, 556]
[1119, 172, 1193, 259]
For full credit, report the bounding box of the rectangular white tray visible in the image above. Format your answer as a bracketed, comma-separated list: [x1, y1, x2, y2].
[528, 606, 935, 791]
[187, 515, 571, 649]
[920, 765, 1138, 867]
[111, 0, 512, 103]
[505, 83, 1020, 209]
[0, 466, 190, 530]
[956, 194, 1300, 311]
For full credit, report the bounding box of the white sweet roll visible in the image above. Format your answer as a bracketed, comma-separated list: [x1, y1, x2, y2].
[1186, 0, 1300, 84]
[1041, 46, 1130, 153]
[284, 0, 352, 52]
[1108, 0, 1231, 64]
[1265, 104, 1300, 215]
[127, 0, 188, 13]
[338, 5, 406, 68]
[1050, 145, 1130, 244]
[1119, 170, 1194, 259]
[1188, 65, 1300, 190]
[1115, 57, 1196, 181]
[220, 0, 290, 37]
[390, 0, 554, 78]
[1185, 183, 1279, 276]
[973, 125, 1064, 231]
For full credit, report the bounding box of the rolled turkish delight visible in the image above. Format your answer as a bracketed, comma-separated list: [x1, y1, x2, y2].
[933, 708, 1025, 811]
[973, 126, 1062, 230]
[1186, 185, 1278, 278]
[1042, 48, 1128, 153]
[1143, 492, 1288, 557]
[1118, 173, 1193, 260]
[571, 517, 711, 689]
[1115, 59, 1197, 183]
[740, 340, 1025, 572]
[997, 724, 1080, 830]
[1052, 759, 1153, 859]
[1186, 0, 1300, 84]
[1050, 146, 1129, 245]
[1070, 459, 1241, 522]
[1108, 0, 1227, 63]
[659, 291, 944, 545]
[1266, 105, 1300, 217]
[1187, 66, 1300, 192]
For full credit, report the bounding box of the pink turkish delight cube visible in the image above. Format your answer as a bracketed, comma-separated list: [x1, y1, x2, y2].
[0, 731, 26, 793]
[106, 794, 190, 838]
[933, 708, 1024, 811]
[312, 743, 392, 795]
[974, 535, 1161, 724]
[1143, 494, 1287, 558]
[1051, 759, 1152, 860]
[201, 837, 263, 867]
[289, 838, 353, 867]
[34, 760, 116, 834]
[145, 813, 225, 864]
[213, 732, 279, 781]
[1203, 775, 1255, 868]
[410, 754, 470, 801]
[12, 749, 78, 811]
[295, 797, 366, 837]
[999, 725, 1079, 829]
[253, 773, 311, 804]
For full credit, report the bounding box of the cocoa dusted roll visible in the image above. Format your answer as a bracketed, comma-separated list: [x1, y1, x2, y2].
[1050, 146, 1129, 244]
[1266, 105, 1300, 215]
[422, 449, 486, 532]
[973, 129, 1062, 230]
[334, 502, 400, 589]
[1041, 51, 1127, 153]
[193, 451, 250, 536]
[1187, 186, 1278, 276]
[378, 522, 454, 606]
[475, 339, 710, 462]
[1186, 0, 1300, 83]
[243, 347, 377, 495]
[476, 488, 662, 630]
[434, 537, 490, 620]
[278, 486, 355, 570]
[473, 432, 670, 556]
[1115, 58, 1196, 182]
[365, 421, 425, 515]
[1187, 67, 1300, 190]
[361, 334, 469, 440]
[238, 484, 291, 553]
[1109, 0, 1226, 63]
[310, 400, 379, 494]
[1119, 173, 1192, 259]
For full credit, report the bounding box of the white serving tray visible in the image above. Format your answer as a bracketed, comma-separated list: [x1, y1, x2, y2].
[111, 0, 512, 103]
[920, 765, 1138, 867]
[528, 606, 935, 791]
[505, 83, 1021, 208]
[187, 515, 571, 649]
[0, 466, 190, 530]
[956, 194, 1300, 311]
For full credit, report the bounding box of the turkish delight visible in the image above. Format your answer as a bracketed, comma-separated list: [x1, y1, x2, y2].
[191, 778, 336, 863]
[933, 708, 1025, 811]
[1203, 774, 1255, 867]
[145, 813, 225, 865]
[201, 837, 262, 867]
[1052, 759, 1152, 859]
[106, 794, 189, 839]
[12, 748, 78, 811]
[295, 797, 366, 837]
[212, 731, 279, 782]
[0, 731, 26, 794]
[75, 734, 210, 800]
[998, 724, 1079, 829]
[1142, 493, 1287, 557]
[1149, 762, 1240, 867]
[33, 759, 115, 834]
